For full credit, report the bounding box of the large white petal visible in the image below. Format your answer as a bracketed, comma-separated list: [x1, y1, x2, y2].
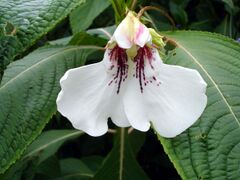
[57, 53, 130, 136]
[146, 64, 207, 138]
[122, 60, 151, 131]
[123, 49, 207, 137]
[110, 97, 130, 127]
[123, 78, 151, 131]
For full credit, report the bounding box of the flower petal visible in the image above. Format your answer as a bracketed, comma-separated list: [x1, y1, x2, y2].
[113, 11, 151, 49]
[111, 97, 130, 127]
[123, 61, 150, 131]
[57, 52, 130, 136]
[146, 64, 207, 138]
[134, 23, 151, 47]
[57, 63, 108, 136]
[122, 70, 151, 131]
[123, 49, 207, 137]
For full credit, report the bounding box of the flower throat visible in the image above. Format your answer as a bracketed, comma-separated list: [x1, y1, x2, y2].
[108, 45, 159, 94]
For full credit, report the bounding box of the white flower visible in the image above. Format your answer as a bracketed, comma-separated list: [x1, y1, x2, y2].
[56, 11, 207, 138]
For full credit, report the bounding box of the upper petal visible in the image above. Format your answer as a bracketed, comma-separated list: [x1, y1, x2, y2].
[112, 11, 151, 49]
[134, 23, 151, 48]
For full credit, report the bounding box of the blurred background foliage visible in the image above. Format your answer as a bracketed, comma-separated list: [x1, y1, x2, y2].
[48, 0, 240, 40]
[2, 0, 240, 179]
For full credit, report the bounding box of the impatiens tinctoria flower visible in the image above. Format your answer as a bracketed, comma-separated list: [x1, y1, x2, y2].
[57, 11, 207, 138]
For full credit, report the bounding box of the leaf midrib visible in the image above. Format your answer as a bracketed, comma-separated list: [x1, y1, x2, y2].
[0, 45, 101, 91]
[174, 39, 240, 127]
[23, 131, 82, 159]
[57, 172, 94, 179]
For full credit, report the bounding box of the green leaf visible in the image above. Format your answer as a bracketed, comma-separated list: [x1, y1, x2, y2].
[55, 156, 103, 180]
[222, 0, 234, 10]
[0, 0, 85, 77]
[0, 45, 96, 174]
[70, 0, 110, 34]
[57, 158, 94, 180]
[49, 37, 73, 46]
[215, 15, 231, 37]
[158, 31, 240, 179]
[109, 0, 127, 24]
[81, 156, 103, 173]
[49, 25, 116, 46]
[23, 130, 84, 162]
[93, 128, 149, 180]
[3, 130, 84, 179]
[35, 156, 61, 179]
[128, 130, 146, 155]
[169, 1, 188, 26]
[69, 31, 107, 46]
[0, 35, 22, 79]
[87, 25, 116, 39]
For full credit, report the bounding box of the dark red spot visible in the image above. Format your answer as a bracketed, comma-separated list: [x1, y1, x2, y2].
[108, 45, 128, 94]
[134, 46, 153, 93]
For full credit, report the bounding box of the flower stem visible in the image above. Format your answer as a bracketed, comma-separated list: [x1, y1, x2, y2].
[119, 128, 125, 180]
[130, 0, 137, 10]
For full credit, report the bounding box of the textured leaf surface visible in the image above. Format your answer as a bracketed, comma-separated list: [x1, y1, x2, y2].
[93, 129, 149, 180]
[0, 0, 85, 76]
[2, 130, 84, 179]
[0, 46, 95, 174]
[70, 0, 110, 34]
[0, 35, 22, 79]
[158, 31, 240, 179]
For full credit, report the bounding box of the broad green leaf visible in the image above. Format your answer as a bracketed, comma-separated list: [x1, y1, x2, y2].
[0, 35, 22, 79]
[3, 130, 84, 179]
[128, 130, 146, 155]
[215, 16, 232, 37]
[81, 156, 104, 172]
[93, 128, 149, 180]
[57, 158, 94, 180]
[0, 45, 97, 174]
[34, 156, 61, 179]
[0, 0, 85, 77]
[169, 1, 188, 26]
[56, 156, 103, 180]
[158, 31, 240, 179]
[222, 0, 234, 10]
[109, 0, 127, 24]
[23, 130, 84, 162]
[189, 20, 212, 31]
[49, 25, 116, 46]
[70, 0, 110, 34]
[49, 37, 73, 46]
[87, 25, 116, 40]
[69, 31, 107, 46]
